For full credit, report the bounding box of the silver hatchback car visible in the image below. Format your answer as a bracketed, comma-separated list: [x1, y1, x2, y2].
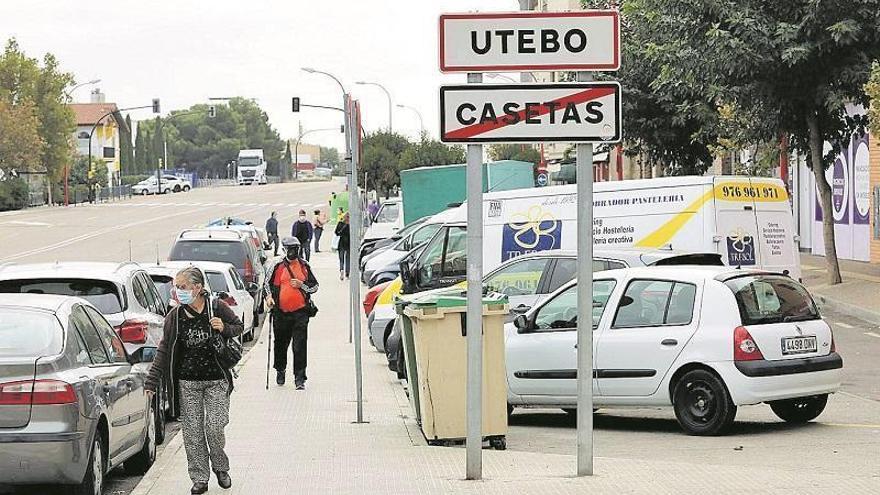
[0, 294, 156, 495]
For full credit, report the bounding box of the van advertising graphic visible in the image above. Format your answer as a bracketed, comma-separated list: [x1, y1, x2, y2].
[726, 228, 756, 266]
[502, 205, 562, 261]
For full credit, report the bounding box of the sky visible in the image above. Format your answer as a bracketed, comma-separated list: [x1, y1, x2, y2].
[2, 0, 521, 151]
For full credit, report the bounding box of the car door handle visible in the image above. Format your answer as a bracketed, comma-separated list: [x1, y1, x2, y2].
[661, 339, 678, 346]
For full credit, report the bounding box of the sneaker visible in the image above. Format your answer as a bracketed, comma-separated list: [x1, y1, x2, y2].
[276, 371, 285, 385]
[339, 272, 344, 281]
[215, 471, 232, 489]
[191, 482, 208, 494]
[295, 382, 305, 390]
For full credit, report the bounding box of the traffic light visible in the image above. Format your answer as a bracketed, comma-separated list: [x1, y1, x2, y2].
[208, 105, 217, 118]
[152, 98, 161, 113]
[292, 97, 300, 113]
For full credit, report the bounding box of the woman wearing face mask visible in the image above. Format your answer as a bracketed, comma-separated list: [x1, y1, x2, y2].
[145, 267, 243, 495]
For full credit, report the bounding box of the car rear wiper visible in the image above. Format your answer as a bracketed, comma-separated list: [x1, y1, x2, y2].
[783, 314, 818, 323]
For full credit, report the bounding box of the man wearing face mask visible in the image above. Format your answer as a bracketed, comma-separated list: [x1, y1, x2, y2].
[291, 209, 313, 261]
[264, 237, 319, 389]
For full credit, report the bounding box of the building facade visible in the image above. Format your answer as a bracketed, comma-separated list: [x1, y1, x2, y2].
[69, 90, 127, 186]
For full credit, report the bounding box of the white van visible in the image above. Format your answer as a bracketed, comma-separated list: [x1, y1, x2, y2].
[401, 176, 801, 293]
[364, 197, 404, 243]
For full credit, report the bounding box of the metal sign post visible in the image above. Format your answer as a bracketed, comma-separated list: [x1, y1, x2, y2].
[348, 97, 365, 424]
[465, 71, 484, 481]
[575, 70, 594, 476]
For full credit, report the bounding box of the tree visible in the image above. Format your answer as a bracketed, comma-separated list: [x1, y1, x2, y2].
[319, 146, 343, 175]
[867, 62, 880, 136]
[629, 0, 880, 284]
[140, 98, 284, 177]
[399, 138, 464, 170]
[0, 99, 43, 172]
[487, 144, 541, 164]
[360, 131, 410, 197]
[120, 114, 134, 176]
[283, 141, 292, 182]
[134, 125, 147, 173]
[582, 1, 720, 176]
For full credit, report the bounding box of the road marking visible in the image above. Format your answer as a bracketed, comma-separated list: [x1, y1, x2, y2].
[865, 332, 880, 338]
[311, 203, 324, 208]
[824, 423, 880, 429]
[835, 322, 855, 329]
[3, 220, 52, 227]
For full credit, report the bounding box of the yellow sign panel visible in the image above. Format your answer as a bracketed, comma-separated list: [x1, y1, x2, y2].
[714, 182, 788, 202]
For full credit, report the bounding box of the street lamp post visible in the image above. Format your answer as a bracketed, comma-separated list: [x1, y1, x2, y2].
[65, 79, 101, 100]
[355, 81, 392, 133]
[395, 104, 425, 138]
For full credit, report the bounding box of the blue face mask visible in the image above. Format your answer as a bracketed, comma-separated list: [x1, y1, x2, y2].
[177, 288, 194, 305]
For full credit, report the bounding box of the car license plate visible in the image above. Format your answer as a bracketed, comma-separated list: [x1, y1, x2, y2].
[781, 336, 817, 355]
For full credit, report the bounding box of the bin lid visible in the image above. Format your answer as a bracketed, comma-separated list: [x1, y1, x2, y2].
[407, 287, 508, 309]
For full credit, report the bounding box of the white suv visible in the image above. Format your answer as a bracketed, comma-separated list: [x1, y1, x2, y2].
[132, 175, 192, 195]
[506, 266, 842, 435]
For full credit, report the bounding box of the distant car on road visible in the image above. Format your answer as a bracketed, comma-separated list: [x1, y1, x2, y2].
[506, 266, 842, 435]
[131, 175, 191, 195]
[0, 294, 157, 494]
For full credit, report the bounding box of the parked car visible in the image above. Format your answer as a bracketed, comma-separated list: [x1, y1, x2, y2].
[154, 260, 258, 341]
[0, 261, 171, 442]
[382, 248, 723, 376]
[363, 197, 403, 245]
[0, 294, 157, 493]
[506, 266, 842, 435]
[131, 175, 191, 195]
[364, 280, 392, 319]
[168, 229, 266, 324]
[362, 220, 443, 286]
[360, 216, 428, 263]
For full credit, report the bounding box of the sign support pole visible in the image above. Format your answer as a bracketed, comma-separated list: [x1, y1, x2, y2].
[575, 70, 594, 477]
[465, 71, 484, 481]
[346, 97, 365, 424]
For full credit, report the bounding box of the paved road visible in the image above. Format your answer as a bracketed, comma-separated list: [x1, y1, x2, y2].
[0, 180, 339, 495]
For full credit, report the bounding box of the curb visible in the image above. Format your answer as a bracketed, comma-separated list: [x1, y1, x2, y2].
[815, 294, 880, 327]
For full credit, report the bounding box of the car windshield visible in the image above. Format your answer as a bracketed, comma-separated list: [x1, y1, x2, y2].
[169, 241, 247, 268]
[0, 309, 62, 358]
[375, 203, 400, 223]
[0, 279, 124, 314]
[395, 218, 428, 238]
[239, 157, 261, 166]
[724, 275, 820, 325]
[206, 217, 248, 227]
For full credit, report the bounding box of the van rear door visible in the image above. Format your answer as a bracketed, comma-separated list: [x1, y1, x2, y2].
[713, 178, 762, 269]
[750, 178, 801, 279]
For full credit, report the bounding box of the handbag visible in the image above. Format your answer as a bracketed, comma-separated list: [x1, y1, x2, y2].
[284, 262, 319, 318]
[331, 234, 340, 250]
[206, 296, 242, 369]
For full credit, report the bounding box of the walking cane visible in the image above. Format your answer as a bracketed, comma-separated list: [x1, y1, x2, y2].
[265, 311, 273, 390]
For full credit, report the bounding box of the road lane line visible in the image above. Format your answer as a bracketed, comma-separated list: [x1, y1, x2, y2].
[824, 423, 880, 429]
[865, 332, 880, 338]
[835, 322, 855, 329]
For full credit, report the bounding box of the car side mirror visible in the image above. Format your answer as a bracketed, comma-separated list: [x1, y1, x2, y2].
[216, 291, 230, 300]
[511, 304, 531, 315]
[513, 314, 530, 332]
[129, 346, 157, 364]
[247, 283, 259, 293]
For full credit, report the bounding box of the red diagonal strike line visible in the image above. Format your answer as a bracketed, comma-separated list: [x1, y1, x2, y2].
[446, 86, 617, 140]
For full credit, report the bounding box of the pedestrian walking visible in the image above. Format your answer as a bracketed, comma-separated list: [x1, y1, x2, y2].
[145, 267, 243, 495]
[265, 211, 279, 257]
[328, 191, 336, 207]
[265, 237, 319, 389]
[291, 209, 314, 261]
[335, 213, 351, 281]
[367, 200, 379, 221]
[313, 209, 326, 253]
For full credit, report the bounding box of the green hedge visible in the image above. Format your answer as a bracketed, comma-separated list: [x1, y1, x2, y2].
[0, 178, 29, 211]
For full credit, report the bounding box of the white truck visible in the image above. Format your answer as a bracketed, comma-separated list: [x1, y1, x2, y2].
[237, 149, 267, 186]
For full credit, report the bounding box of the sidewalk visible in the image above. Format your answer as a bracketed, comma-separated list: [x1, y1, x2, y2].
[800, 253, 880, 325]
[132, 251, 879, 495]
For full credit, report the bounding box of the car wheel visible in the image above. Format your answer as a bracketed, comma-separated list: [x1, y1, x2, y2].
[141, 189, 149, 196]
[769, 394, 828, 423]
[672, 369, 737, 436]
[125, 399, 156, 474]
[163, 188, 171, 195]
[71, 432, 104, 495]
[183, 185, 191, 192]
[395, 346, 407, 380]
[173, 185, 181, 192]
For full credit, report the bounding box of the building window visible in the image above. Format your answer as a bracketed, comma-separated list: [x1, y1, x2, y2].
[103, 147, 115, 159]
[77, 131, 90, 140]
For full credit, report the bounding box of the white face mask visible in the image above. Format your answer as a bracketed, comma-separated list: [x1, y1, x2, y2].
[299, 216, 306, 221]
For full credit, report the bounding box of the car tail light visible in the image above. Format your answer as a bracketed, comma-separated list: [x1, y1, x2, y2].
[830, 330, 836, 353]
[244, 259, 255, 284]
[221, 295, 238, 306]
[733, 326, 764, 361]
[0, 380, 76, 405]
[116, 320, 149, 344]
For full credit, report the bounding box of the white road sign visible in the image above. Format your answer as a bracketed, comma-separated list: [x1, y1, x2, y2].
[439, 11, 620, 72]
[440, 83, 621, 143]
